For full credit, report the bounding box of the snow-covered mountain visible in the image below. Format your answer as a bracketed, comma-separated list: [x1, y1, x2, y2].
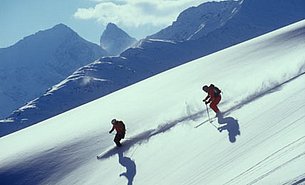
[148, 0, 241, 42]
[100, 23, 137, 56]
[0, 24, 107, 119]
[150, 0, 305, 46]
[1, 0, 305, 137]
[0, 19, 305, 185]
[199, 0, 305, 49]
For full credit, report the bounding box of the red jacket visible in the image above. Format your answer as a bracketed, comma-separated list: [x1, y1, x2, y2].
[205, 86, 221, 102]
[208, 86, 217, 99]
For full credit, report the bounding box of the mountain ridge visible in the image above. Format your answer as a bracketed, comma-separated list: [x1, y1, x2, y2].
[148, 0, 242, 41]
[0, 20, 304, 185]
[1, 0, 305, 136]
[0, 23, 107, 118]
[100, 23, 137, 56]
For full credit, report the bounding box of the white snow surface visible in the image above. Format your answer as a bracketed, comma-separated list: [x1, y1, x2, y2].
[3, 0, 305, 136]
[1, 20, 305, 185]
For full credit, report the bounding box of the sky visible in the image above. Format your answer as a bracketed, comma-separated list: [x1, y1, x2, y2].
[0, 0, 213, 48]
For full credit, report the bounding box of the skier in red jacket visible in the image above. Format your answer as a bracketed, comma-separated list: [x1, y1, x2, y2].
[202, 84, 222, 116]
[109, 119, 126, 147]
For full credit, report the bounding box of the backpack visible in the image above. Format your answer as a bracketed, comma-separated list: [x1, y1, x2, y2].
[118, 121, 126, 132]
[211, 84, 221, 97]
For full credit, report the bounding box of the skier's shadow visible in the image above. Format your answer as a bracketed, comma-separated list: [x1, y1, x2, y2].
[118, 150, 136, 185]
[217, 114, 241, 143]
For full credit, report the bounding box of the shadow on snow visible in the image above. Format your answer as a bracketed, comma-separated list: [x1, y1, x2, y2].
[97, 110, 205, 160]
[217, 114, 241, 143]
[97, 72, 305, 159]
[118, 150, 136, 185]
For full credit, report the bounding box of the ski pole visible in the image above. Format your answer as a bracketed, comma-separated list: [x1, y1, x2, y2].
[205, 103, 211, 123]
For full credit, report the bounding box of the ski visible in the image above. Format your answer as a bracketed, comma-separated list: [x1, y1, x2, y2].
[97, 145, 123, 159]
[209, 121, 219, 129]
[194, 118, 215, 128]
[195, 118, 222, 132]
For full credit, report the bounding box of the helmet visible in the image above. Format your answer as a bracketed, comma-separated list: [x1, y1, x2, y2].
[111, 119, 117, 124]
[202, 85, 208, 92]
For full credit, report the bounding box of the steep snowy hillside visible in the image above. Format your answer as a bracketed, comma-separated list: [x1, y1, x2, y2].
[100, 23, 137, 56]
[0, 24, 107, 118]
[148, 0, 241, 42]
[2, 0, 305, 136]
[0, 20, 304, 185]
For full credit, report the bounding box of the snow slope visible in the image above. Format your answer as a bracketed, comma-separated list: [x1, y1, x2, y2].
[3, 0, 305, 136]
[0, 20, 305, 185]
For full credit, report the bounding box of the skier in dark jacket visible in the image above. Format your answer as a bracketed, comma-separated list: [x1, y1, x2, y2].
[202, 84, 222, 116]
[109, 119, 126, 147]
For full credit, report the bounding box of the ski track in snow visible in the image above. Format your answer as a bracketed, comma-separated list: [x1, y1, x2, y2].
[283, 174, 305, 185]
[2, 58, 305, 185]
[222, 71, 305, 116]
[224, 94, 305, 185]
[98, 70, 305, 162]
[2, 20, 305, 185]
[178, 73, 305, 185]
[225, 135, 305, 185]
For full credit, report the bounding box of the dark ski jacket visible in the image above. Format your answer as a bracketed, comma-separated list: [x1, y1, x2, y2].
[110, 121, 126, 134]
